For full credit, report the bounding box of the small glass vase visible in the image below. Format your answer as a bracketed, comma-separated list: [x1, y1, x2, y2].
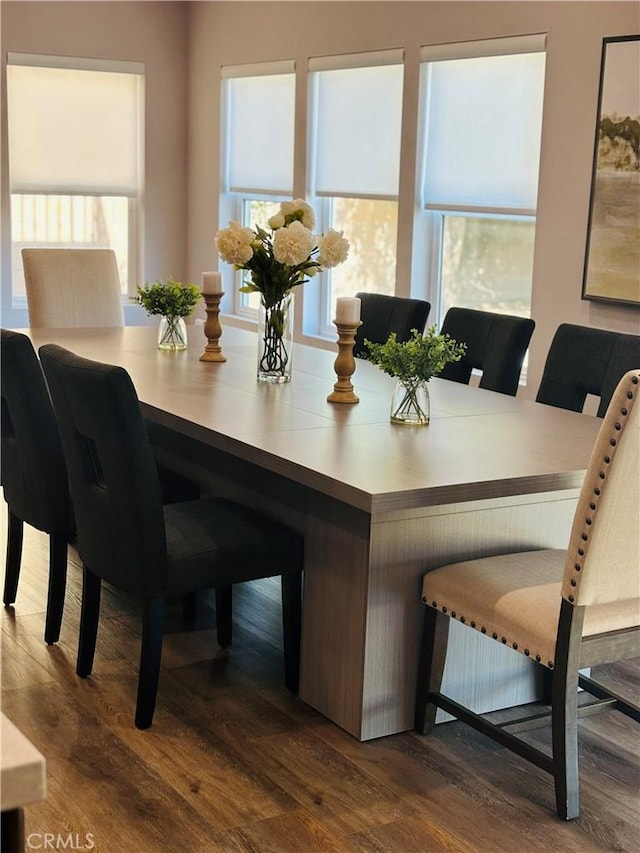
[257, 293, 294, 383]
[390, 378, 430, 425]
[157, 316, 187, 351]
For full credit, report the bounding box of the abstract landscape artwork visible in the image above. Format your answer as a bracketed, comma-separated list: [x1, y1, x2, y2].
[583, 35, 640, 306]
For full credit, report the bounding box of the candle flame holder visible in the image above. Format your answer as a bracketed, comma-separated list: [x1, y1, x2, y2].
[327, 320, 362, 404]
[199, 291, 227, 362]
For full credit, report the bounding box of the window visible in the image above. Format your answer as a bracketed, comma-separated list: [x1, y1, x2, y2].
[220, 61, 295, 316]
[7, 54, 144, 302]
[417, 36, 546, 325]
[215, 42, 545, 347]
[308, 52, 403, 335]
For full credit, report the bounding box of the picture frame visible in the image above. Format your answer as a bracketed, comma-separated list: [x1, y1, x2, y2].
[582, 34, 640, 306]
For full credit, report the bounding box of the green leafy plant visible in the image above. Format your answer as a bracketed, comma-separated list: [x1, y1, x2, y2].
[365, 327, 466, 383]
[136, 277, 201, 318]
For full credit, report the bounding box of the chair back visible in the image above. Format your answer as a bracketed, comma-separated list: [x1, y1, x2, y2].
[437, 307, 535, 396]
[353, 292, 431, 358]
[562, 370, 640, 611]
[1, 330, 72, 534]
[39, 344, 167, 598]
[22, 248, 124, 328]
[536, 323, 640, 417]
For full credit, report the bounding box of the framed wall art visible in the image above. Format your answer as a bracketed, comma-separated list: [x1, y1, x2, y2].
[582, 34, 640, 306]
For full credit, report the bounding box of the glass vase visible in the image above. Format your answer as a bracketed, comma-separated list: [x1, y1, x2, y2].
[390, 378, 430, 425]
[157, 316, 187, 351]
[257, 293, 294, 383]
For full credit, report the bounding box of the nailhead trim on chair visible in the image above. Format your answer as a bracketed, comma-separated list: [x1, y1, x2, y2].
[427, 584, 563, 668]
[426, 587, 566, 666]
[568, 373, 638, 602]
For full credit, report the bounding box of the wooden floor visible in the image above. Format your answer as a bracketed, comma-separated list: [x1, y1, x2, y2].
[2, 515, 639, 853]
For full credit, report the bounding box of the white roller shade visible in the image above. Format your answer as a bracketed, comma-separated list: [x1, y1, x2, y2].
[422, 51, 546, 211]
[224, 70, 295, 193]
[311, 60, 404, 197]
[7, 60, 143, 195]
[421, 33, 546, 62]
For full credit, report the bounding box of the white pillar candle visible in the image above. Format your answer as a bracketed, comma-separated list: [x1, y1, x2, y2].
[202, 271, 222, 294]
[335, 296, 361, 324]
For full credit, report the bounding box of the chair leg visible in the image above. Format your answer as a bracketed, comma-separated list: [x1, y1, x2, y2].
[182, 591, 197, 623]
[551, 599, 584, 820]
[415, 605, 449, 734]
[540, 668, 553, 704]
[215, 586, 232, 648]
[44, 532, 68, 645]
[135, 597, 165, 730]
[76, 568, 101, 678]
[281, 572, 302, 694]
[3, 510, 23, 605]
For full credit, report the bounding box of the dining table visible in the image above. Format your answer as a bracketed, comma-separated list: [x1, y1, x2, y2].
[20, 323, 601, 741]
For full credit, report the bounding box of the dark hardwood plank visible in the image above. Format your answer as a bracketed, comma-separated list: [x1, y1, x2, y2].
[1, 508, 638, 852]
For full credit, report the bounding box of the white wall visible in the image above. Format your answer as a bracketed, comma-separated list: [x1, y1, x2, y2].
[1, 1, 639, 397]
[187, 0, 640, 397]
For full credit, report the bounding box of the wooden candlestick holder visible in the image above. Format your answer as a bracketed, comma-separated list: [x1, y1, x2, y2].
[327, 320, 362, 404]
[199, 291, 227, 362]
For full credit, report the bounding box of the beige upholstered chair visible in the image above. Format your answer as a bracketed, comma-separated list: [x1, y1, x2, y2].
[415, 370, 640, 820]
[22, 248, 124, 328]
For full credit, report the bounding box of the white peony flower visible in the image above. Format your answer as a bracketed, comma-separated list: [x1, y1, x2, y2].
[317, 229, 349, 268]
[215, 201, 350, 312]
[272, 221, 315, 265]
[214, 221, 255, 265]
[280, 198, 315, 230]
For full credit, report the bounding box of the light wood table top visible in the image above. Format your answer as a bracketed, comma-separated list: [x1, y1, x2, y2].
[22, 324, 600, 515]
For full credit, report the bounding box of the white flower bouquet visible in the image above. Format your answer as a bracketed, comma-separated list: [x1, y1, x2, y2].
[215, 198, 349, 308]
[215, 199, 349, 382]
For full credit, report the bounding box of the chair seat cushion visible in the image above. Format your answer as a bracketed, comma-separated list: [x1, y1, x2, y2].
[164, 498, 303, 596]
[421, 549, 640, 668]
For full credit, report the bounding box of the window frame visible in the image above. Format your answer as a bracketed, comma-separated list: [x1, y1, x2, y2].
[214, 40, 546, 349]
[306, 50, 404, 337]
[6, 53, 145, 302]
[219, 61, 296, 320]
[415, 36, 546, 328]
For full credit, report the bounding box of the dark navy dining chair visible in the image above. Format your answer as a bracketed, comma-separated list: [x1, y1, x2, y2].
[39, 343, 304, 729]
[437, 307, 535, 396]
[354, 292, 431, 358]
[536, 323, 640, 417]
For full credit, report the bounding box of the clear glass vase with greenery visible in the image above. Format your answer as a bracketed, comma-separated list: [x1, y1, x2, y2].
[136, 278, 201, 351]
[365, 327, 466, 425]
